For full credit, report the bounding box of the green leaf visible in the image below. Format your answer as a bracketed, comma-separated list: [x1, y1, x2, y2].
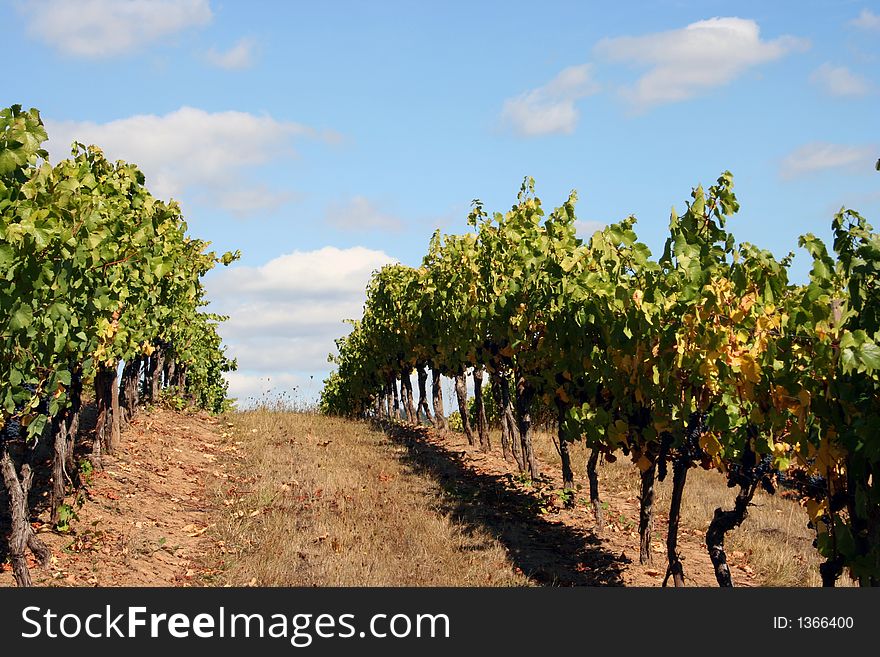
[857, 340, 880, 371]
[9, 304, 33, 330]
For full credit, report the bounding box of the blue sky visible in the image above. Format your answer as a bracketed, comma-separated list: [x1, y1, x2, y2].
[2, 0, 878, 404]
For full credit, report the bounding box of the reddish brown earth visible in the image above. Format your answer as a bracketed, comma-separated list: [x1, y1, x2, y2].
[0, 409, 234, 587]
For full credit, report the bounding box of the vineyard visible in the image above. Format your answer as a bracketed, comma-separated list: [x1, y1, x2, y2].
[2, 101, 879, 589]
[321, 173, 880, 587]
[0, 106, 236, 586]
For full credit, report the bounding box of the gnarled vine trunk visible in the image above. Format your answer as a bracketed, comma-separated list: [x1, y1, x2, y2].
[145, 344, 165, 403]
[491, 374, 511, 461]
[163, 354, 176, 390]
[665, 457, 689, 586]
[401, 372, 417, 423]
[1, 445, 51, 587]
[431, 368, 446, 430]
[473, 367, 489, 452]
[515, 375, 539, 479]
[119, 357, 141, 427]
[416, 366, 433, 425]
[706, 482, 758, 587]
[399, 374, 410, 421]
[587, 446, 603, 528]
[500, 375, 522, 470]
[664, 411, 704, 587]
[639, 459, 656, 564]
[391, 376, 401, 420]
[93, 363, 120, 465]
[453, 371, 474, 445]
[556, 401, 574, 492]
[50, 412, 69, 525]
[54, 366, 83, 507]
[174, 363, 188, 399]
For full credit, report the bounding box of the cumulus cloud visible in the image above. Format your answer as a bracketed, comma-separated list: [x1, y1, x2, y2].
[45, 107, 337, 215]
[501, 64, 599, 136]
[851, 8, 880, 30]
[19, 0, 212, 58]
[205, 246, 396, 401]
[780, 142, 877, 179]
[227, 340, 332, 372]
[324, 196, 405, 231]
[205, 37, 256, 70]
[810, 63, 871, 97]
[595, 17, 808, 110]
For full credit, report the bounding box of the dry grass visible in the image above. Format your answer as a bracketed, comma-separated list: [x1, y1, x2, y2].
[203, 409, 853, 587]
[530, 429, 857, 587]
[206, 408, 531, 586]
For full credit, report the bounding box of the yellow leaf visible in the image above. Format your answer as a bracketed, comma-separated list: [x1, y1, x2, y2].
[805, 499, 826, 524]
[637, 455, 653, 473]
[771, 441, 790, 455]
[699, 433, 722, 457]
[740, 354, 761, 384]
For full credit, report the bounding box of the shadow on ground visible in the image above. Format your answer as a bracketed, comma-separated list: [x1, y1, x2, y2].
[382, 422, 626, 586]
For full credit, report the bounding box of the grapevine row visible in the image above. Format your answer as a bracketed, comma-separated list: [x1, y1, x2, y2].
[321, 172, 880, 587]
[0, 105, 237, 586]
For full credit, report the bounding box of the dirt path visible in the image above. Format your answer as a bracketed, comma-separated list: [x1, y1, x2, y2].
[2, 409, 759, 587]
[0, 409, 231, 587]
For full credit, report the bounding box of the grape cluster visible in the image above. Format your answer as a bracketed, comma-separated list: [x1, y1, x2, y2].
[727, 453, 776, 494]
[776, 469, 826, 496]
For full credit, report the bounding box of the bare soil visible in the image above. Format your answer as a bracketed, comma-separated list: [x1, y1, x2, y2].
[0, 408, 229, 586]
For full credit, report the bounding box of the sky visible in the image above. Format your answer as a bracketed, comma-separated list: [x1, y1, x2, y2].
[2, 0, 878, 405]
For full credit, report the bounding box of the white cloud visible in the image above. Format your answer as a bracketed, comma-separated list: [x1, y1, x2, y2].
[205, 37, 256, 70]
[501, 64, 599, 136]
[19, 0, 212, 58]
[206, 246, 396, 395]
[595, 17, 808, 110]
[227, 339, 332, 372]
[810, 63, 871, 97]
[325, 196, 405, 231]
[574, 219, 606, 238]
[851, 9, 880, 30]
[45, 107, 336, 215]
[780, 142, 877, 179]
